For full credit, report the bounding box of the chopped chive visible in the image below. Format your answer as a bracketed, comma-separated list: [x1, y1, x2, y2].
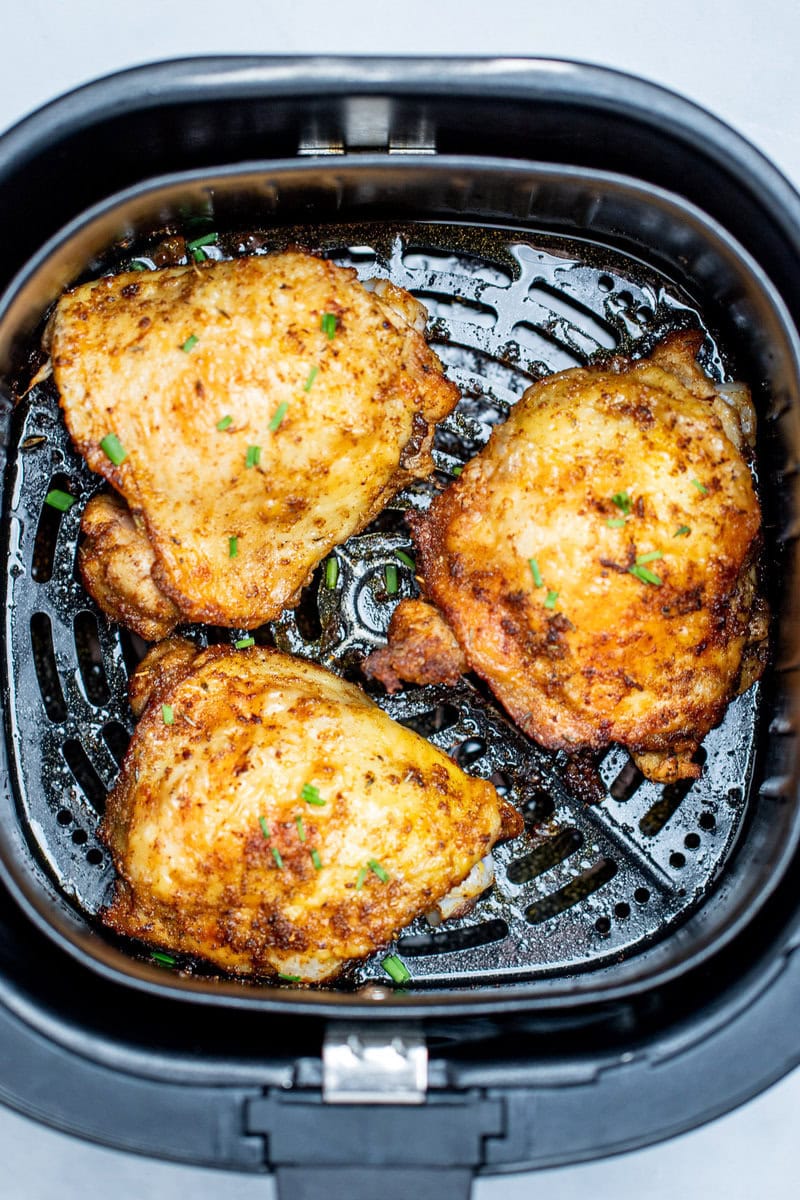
[356, 866, 368, 891]
[635, 551, 663, 565]
[259, 816, 271, 840]
[216, 415, 233, 431]
[302, 783, 326, 806]
[382, 954, 411, 984]
[321, 312, 337, 340]
[278, 973, 301, 982]
[45, 488, 75, 512]
[606, 517, 626, 528]
[235, 636, 255, 649]
[151, 950, 176, 966]
[396, 549, 415, 570]
[452, 465, 463, 476]
[229, 535, 239, 558]
[368, 858, 389, 883]
[674, 525, 691, 538]
[295, 814, 306, 843]
[191, 248, 207, 263]
[325, 556, 339, 589]
[385, 563, 399, 595]
[629, 564, 662, 586]
[691, 478, 708, 495]
[186, 232, 217, 251]
[161, 704, 174, 725]
[100, 433, 127, 466]
[303, 365, 319, 392]
[269, 401, 289, 432]
[129, 259, 148, 271]
[311, 848, 323, 871]
[544, 590, 559, 609]
[611, 490, 632, 515]
[272, 846, 285, 870]
[181, 334, 199, 353]
[245, 444, 261, 469]
[528, 557, 543, 588]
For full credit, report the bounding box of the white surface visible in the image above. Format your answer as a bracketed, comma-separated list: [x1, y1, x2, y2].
[2, 1, 799, 1195]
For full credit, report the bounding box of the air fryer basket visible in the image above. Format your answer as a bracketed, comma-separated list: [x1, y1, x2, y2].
[0, 58, 799, 1197]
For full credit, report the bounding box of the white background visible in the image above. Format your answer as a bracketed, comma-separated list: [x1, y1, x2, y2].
[1, 2, 799, 1196]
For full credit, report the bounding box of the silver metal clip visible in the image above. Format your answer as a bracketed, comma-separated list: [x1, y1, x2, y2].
[322, 1022, 428, 1105]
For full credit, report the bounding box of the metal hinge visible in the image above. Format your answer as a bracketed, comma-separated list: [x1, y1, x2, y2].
[299, 97, 436, 156]
[322, 1021, 428, 1104]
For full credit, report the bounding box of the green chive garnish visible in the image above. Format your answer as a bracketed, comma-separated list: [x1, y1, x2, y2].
[528, 558, 543, 588]
[100, 434, 127, 465]
[45, 489, 75, 512]
[396, 549, 415, 570]
[311, 849, 323, 871]
[691, 478, 708, 495]
[259, 816, 271, 839]
[303, 366, 319, 392]
[151, 950, 176, 966]
[674, 525, 691, 537]
[302, 783, 325, 806]
[191, 248, 207, 263]
[606, 517, 626, 528]
[544, 590, 559, 609]
[161, 704, 174, 725]
[321, 312, 337, 340]
[629, 564, 663, 586]
[325, 556, 339, 589]
[279, 973, 301, 982]
[272, 846, 284, 869]
[636, 551, 663, 565]
[295, 814, 306, 843]
[385, 563, 399, 595]
[129, 260, 148, 271]
[245, 445, 261, 469]
[235, 636, 255, 649]
[216, 415, 233, 431]
[229, 535, 239, 558]
[181, 334, 199, 353]
[611, 491, 632, 515]
[186, 232, 217, 251]
[356, 867, 368, 891]
[382, 954, 411, 984]
[452, 465, 463, 476]
[269, 401, 288, 432]
[368, 858, 389, 883]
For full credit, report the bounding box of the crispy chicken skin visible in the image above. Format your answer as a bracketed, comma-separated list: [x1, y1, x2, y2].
[366, 333, 767, 783]
[49, 252, 458, 637]
[100, 643, 520, 982]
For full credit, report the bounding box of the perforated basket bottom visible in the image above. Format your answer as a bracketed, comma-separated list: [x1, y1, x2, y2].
[4, 222, 760, 989]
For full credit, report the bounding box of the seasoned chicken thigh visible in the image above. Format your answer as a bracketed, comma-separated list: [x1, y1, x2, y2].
[100, 643, 520, 981]
[48, 251, 458, 638]
[366, 333, 767, 783]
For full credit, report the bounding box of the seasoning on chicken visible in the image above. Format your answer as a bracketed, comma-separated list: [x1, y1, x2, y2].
[100, 643, 521, 982]
[366, 332, 768, 784]
[48, 251, 459, 638]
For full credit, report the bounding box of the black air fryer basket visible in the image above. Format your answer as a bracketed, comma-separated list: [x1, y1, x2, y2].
[0, 57, 800, 1200]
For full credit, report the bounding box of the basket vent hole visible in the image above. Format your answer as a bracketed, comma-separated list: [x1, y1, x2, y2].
[698, 810, 717, 831]
[397, 703, 460, 738]
[525, 857, 617, 925]
[639, 776, 695, 837]
[397, 918, 508, 957]
[30, 612, 67, 722]
[74, 610, 110, 705]
[669, 851, 686, 869]
[324, 245, 377, 266]
[56, 809, 72, 826]
[489, 769, 512, 797]
[510, 321, 583, 371]
[293, 565, 324, 643]
[415, 292, 497, 330]
[609, 757, 645, 802]
[521, 790, 555, 826]
[71, 829, 88, 846]
[402, 248, 513, 287]
[453, 737, 487, 768]
[507, 827, 583, 884]
[102, 721, 131, 768]
[62, 739, 107, 814]
[118, 628, 148, 679]
[528, 281, 618, 349]
[595, 915, 612, 934]
[634, 886, 650, 904]
[614, 902, 631, 919]
[86, 848, 103, 866]
[32, 472, 73, 583]
[597, 275, 615, 293]
[684, 832, 701, 850]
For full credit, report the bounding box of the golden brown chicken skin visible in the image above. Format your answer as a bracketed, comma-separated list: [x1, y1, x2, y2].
[48, 252, 458, 638]
[366, 333, 767, 783]
[100, 643, 520, 982]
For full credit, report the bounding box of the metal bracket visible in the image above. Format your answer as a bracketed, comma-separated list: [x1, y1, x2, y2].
[298, 97, 436, 155]
[322, 1021, 428, 1104]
